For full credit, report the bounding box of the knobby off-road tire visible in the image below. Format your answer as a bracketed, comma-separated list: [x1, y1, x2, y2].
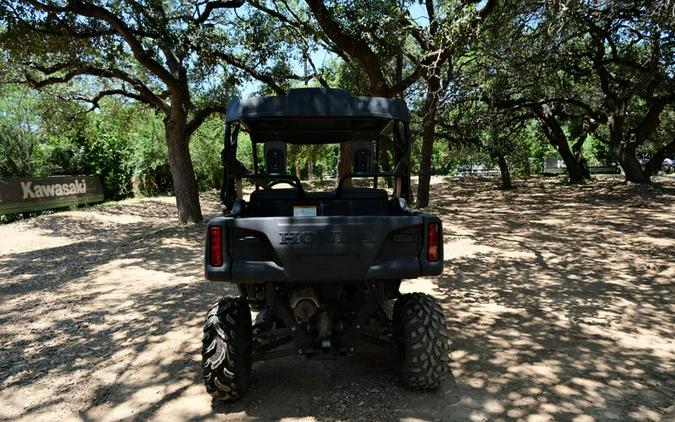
[394, 293, 450, 390]
[202, 297, 252, 401]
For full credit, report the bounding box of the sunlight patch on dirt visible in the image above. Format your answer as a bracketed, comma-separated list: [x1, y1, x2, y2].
[1, 180, 673, 421]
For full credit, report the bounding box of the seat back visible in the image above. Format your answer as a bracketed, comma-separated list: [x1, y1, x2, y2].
[341, 188, 388, 215]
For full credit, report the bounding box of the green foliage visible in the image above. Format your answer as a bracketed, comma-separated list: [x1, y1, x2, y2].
[287, 143, 339, 179]
[190, 116, 225, 192]
[0, 87, 42, 176]
[0, 115, 40, 177]
[37, 134, 88, 177]
[81, 115, 133, 199]
[125, 112, 170, 196]
[585, 135, 614, 165]
[328, 59, 370, 96]
[0, 88, 259, 199]
[2, 0, 674, 203]
[526, 122, 558, 169]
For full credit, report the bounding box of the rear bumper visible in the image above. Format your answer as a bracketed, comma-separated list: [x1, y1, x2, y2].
[205, 215, 443, 283]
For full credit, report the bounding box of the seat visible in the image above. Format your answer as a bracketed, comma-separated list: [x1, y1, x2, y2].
[250, 188, 302, 202]
[341, 188, 389, 215]
[340, 188, 388, 201]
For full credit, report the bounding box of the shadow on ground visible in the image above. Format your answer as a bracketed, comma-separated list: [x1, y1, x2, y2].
[426, 178, 674, 421]
[0, 180, 673, 421]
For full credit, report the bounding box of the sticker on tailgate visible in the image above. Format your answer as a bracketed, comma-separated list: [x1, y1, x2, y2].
[293, 205, 317, 217]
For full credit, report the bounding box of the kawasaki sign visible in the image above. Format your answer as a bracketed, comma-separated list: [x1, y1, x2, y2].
[0, 175, 104, 215]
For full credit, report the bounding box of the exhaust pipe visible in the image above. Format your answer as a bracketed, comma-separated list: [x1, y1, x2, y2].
[288, 285, 319, 322]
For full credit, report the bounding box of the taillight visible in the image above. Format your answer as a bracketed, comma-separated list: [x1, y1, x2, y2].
[427, 223, 440, 262]
[209, 226, 223, 267]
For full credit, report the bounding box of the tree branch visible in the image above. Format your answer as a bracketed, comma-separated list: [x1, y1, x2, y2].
[214, 52, 287, 95]
[74, 89, 150, 111]
[186, 105, 228, 137]
[645, 138, 675, 175]
[24, 0, 177, 88]
[23, 63, 169, 112]
[305, 0, 389, 95]
[633, 96, 674, 145]
[194, 0, 245, 23]
[305, 52, 331, 88]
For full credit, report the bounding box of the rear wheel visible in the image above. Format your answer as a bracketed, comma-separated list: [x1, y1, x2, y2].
[394, 293, 450, 389]
[202, 297, 252, 401]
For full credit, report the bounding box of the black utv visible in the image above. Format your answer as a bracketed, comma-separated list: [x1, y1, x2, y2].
[203, 88, 449, 401]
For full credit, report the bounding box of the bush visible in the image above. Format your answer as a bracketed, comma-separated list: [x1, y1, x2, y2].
[126, 114, 172, 196]
[0, 118, 40, 177]
[190, 116, 225, 191]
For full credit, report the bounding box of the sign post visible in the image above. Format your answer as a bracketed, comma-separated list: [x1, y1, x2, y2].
[0, 175, 104, 215]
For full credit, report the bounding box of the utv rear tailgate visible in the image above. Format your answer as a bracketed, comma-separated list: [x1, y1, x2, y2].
[205, 215, 443, 283]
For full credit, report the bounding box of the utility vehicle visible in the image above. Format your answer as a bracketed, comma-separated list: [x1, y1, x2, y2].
[203, 88, 449, 401]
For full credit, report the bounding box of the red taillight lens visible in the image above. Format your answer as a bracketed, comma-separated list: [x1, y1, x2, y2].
[209, 226, 223, 267]
[427, 223, 440, 262]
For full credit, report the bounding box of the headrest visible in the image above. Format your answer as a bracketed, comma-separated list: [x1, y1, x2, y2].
[352, 140, 374, 174]
[264, 142, 287, 174]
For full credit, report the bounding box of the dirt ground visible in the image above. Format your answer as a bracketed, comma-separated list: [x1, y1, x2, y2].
[0, 177, 673, 422]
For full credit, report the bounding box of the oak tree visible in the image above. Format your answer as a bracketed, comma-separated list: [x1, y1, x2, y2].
[0, 0, 247, 222]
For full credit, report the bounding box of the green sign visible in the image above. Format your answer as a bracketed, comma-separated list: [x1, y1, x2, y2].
[0, 175, 104, 215]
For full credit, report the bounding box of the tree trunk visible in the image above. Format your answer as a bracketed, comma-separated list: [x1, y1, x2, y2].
[379, 133, 393, 188]
[164, 102, 203, 224]
[338, 142, 352, 188]
[496, 154, 512, 189]
[574, 151, 591, 180]
[307, 160, 314, 180]
[536, 107, 587, 183]
[607, 109, 650, 183]
[571, 139, 591, 180]
[416, 76, 440, 208]
[555, 139, 587, 183]
[645, 139, 675, 176]
[615, 143, 650, 183]
[295, 158, 302, 180]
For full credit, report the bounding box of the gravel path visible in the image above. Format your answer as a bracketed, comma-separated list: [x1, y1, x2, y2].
[0, 179, 673, 421]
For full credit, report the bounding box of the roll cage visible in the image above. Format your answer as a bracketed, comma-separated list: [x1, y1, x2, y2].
[220, 88, 413, 211]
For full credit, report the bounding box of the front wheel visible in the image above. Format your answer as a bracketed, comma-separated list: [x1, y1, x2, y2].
[394, 293, 450, 390]
[202, 297, 252, 401]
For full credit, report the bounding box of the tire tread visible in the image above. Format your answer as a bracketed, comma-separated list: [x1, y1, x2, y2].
[201, 296, 252, 401]
[395, 293, 450, 390]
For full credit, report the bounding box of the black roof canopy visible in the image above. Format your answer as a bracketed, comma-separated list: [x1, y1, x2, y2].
[226, 88, 410, 144]
[226, 88, 409, 122]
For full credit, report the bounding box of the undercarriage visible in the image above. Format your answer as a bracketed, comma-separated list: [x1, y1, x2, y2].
[202, 280, 449, 401]
[245, 281, 399, 361]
